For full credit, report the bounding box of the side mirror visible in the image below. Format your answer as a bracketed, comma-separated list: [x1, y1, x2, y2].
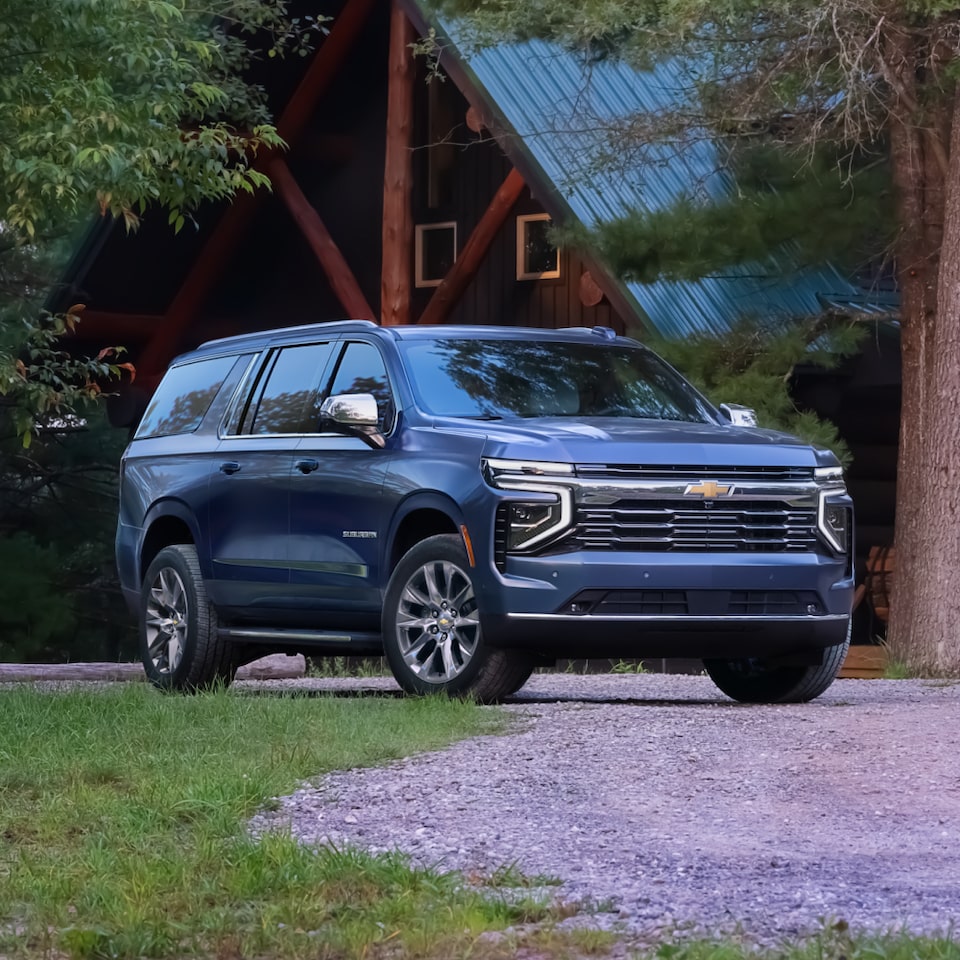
[320, 393, 379, 426]
[719, 403, 758, 428]
[319, 393, 385, 448]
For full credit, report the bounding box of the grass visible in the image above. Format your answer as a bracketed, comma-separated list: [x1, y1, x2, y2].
[3, 686, 959, 960]
[0, 684, 559, 960]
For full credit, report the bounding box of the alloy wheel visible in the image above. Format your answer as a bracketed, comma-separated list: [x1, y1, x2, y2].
[144, 567, 189, 675]
[395, 559, 480, 683]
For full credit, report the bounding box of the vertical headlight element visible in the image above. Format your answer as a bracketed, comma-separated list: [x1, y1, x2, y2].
[818, 494, 850, 554]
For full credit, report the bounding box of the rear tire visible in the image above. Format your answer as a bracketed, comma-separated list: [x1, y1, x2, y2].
[382, 534, 532, 702]
[140, 544, 235, 692]
[703, 628, 850, 704]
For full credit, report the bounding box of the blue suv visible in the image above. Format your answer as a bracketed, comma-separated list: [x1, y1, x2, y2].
[117, 321, 853, 702]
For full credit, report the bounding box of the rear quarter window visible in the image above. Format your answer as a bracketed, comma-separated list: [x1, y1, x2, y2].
[135, 355, 240, 439]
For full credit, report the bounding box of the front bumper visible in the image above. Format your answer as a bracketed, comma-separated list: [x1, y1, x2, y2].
[477, 549, 853, 658]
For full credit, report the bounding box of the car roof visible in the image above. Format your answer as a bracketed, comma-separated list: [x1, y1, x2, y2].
[173, 321, 638, 363]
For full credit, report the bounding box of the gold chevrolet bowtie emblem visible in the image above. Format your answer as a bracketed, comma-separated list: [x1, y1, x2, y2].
[684, 481, 733, 498]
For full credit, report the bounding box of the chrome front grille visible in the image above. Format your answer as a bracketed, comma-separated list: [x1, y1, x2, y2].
[574, 464, 816, 482]
[573, 500, 818, 552]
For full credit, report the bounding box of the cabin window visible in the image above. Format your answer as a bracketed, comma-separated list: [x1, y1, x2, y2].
[415, 222, 457, 287]
[517, 213, 560, 280]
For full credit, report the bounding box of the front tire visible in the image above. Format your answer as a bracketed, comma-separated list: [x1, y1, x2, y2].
[140, 544, 235, 692]
[703, 629, 850, 704]
[382, 534, 532, 702]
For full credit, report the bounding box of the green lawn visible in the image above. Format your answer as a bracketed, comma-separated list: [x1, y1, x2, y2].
[0, 684, 553, 959]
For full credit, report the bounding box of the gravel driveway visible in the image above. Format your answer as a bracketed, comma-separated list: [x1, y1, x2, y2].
[249, 673, 960, 943]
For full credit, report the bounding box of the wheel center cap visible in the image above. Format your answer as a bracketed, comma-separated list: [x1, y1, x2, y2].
[437, 614, 453, 630]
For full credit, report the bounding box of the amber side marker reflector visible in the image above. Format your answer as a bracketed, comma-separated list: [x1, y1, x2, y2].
[460, 524, 476, 567]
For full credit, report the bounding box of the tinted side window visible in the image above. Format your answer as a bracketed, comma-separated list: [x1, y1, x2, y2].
[248, 342, 334, 435]
[136, 356, 240, 439]
[326, 341, 393, 429]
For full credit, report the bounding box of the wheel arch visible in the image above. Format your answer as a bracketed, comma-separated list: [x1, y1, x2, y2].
[139, 502, 201, 583]
[386, 493, 466, 577]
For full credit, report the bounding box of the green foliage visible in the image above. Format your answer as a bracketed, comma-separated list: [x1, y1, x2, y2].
[0, 0, 322, 438]
[572, 146, 894, 283]
[0, 534, 74, 653]
[0, 0, 319, 241]
[0, 409, 132, 663]
[0, 309, 134, 445]
[638, 315, 866, 463]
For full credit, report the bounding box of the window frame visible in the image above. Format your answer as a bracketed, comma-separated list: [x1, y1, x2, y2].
[516, 213, 561, 281]
[323, 339, 398, 435]
[223, 341, 337, 438]
[415, 222, 458, 288]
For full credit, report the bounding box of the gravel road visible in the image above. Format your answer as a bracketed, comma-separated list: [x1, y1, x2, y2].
[249, 673, 960, 944]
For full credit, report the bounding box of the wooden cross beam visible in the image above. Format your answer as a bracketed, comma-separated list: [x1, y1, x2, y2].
[417, 168, 526, 326]
[268, 157, 376, 321]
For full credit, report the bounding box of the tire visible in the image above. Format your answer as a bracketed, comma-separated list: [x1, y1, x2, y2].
[703, 627, 850, 704]
[139, 544, 236, 692]
[382, 534, 532, 702]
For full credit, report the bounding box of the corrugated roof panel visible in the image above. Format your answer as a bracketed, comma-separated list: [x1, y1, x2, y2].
[430, 22, 873, 339]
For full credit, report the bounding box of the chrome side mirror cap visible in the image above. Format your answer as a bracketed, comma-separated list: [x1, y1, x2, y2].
[319, 393, 385, 449]
[719, 403, 758, 428]
[320, 393, 380, 427]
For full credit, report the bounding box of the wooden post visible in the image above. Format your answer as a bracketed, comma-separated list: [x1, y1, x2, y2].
[268, 157, 376, 321]
[136, 0, 378, 377]
[381, 1, 415, 326]
[418, 168, 525, 326]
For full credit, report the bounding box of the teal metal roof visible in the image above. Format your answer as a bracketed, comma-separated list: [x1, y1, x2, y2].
[427, 21, 881, 339]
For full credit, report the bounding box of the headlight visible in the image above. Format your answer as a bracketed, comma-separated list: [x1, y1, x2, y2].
[483, 458, 575, 553]
[505, 500, 566, 551]
[818, 494, 850, 554]
[814, 466, 844, 481]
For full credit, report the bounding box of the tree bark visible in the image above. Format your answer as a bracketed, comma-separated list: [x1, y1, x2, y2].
[886, 61, 960, 674]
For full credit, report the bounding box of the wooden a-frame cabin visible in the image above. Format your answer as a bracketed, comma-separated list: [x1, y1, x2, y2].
[59, 0, 881, 392]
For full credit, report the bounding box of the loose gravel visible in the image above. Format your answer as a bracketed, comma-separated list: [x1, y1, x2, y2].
[248, 673, 960, 944]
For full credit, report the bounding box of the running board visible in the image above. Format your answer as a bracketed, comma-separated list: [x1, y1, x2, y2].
[219, 627, 382, 646]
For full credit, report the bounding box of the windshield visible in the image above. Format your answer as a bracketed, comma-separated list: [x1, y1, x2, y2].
[399, 339, 715, 422]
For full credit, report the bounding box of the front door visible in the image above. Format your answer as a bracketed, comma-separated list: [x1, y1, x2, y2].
[288, 340, 397, 618]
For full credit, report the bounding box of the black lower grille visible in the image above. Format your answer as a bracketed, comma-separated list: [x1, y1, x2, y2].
[559, 589, 822, 617]
[574, 500, 818, 552]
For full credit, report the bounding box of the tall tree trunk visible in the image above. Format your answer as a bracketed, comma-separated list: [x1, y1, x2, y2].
[886, 78, 960, 674]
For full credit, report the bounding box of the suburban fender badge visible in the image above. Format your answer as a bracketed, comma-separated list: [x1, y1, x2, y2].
[684, 481, 734, 498]
[342, 530, 378, 539]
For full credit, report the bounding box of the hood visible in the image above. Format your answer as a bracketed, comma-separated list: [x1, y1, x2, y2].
[432, 416, 835, 468]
